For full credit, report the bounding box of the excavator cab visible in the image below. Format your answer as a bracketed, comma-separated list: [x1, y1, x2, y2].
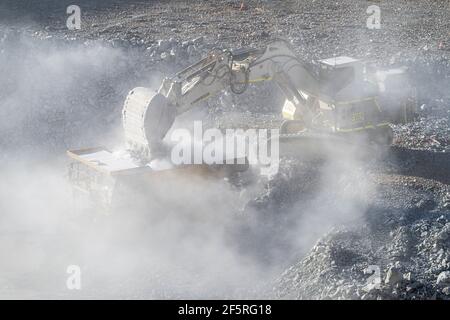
[281, 56, 394, 145]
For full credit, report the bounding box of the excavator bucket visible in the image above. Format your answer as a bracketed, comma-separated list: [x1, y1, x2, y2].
[122, 87, 176, 160]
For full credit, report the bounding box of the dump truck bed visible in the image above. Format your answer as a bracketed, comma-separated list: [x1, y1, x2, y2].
[67, 147, 151, 176]
[67, 147, 248, 212]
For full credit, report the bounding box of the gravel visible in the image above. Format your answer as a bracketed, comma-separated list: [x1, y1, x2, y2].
[0, 0, 449, 300]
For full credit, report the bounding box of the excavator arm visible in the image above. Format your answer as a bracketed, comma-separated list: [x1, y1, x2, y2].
[122, 39, 323, 160]
[158, 40, 320, 117]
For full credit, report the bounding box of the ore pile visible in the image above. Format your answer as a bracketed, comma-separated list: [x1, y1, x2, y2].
[274, 215, 450, 299]
[274, 174, 450, 300]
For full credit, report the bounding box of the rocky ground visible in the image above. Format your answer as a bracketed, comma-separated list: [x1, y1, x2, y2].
[0, 0, 449, 299]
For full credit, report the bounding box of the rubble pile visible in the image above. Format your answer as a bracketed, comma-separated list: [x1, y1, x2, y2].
[274, 182, 450, 300]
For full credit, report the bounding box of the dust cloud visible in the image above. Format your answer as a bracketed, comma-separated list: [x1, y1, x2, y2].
[0, 31, 375, 299]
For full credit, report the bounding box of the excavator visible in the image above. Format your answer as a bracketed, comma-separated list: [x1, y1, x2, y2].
[67, 39, 416, 210]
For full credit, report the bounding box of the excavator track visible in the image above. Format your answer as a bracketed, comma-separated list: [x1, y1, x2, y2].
[274, 130, 386, 161]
